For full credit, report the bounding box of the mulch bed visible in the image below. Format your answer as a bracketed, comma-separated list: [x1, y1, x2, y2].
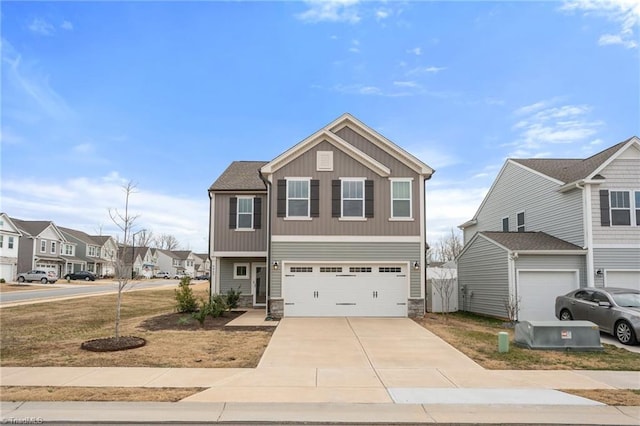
[81, 336, 146, 352]
[138, 311, 248, 331]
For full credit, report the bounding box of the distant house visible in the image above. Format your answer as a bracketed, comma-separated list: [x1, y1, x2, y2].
[458, 137, 640, 321]
[59, 227, 119, 277]
[90, 235, 118, 277]
[193, 253, 210, 277]
[12, 218, 68, 278]
[154, 249, 180, 277]
[172, 250, 196, 277]
[209, 113, 434, 317]
[0, 213, 23, 281]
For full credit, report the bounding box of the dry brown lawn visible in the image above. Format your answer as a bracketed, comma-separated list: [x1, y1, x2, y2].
[0, 282, 273, 368]
[0, 283, 51, 292]
[0, 387, 205, 402]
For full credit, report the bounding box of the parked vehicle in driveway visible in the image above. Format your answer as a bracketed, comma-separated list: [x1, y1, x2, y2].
[64, 271, 96, 281]
[194, 274, 210, 280]
[154, 271, 170, 279]
[17, 270, 58, 284]
[556, 287, 640, 345]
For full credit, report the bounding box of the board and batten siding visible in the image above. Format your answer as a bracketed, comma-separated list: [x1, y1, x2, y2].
[465, 162, 584, 246]
[593, 247, 640, 288]
[515, 255, 587, 288]
[218, 257, 265, 295]
[270, 140, 421, 237]
[270, 241, 421, 298]
[590, 148, 640, 245]
[213, 193, 267, 253]
[457, 236, 510, 318]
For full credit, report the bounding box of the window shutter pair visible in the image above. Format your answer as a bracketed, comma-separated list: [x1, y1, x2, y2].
[276, 179, 319, 217]
[331, 180, 374, 218]
[229, 197, 262, 229]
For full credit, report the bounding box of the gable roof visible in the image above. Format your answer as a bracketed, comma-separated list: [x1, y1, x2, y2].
[209, 161, 268, 191]
[0, 213, 23, 236]
[479, 231, 585, 252]
[11, 218, 66, 240]
[261, 113, 434, 178]
[91, 235, 115, 246]
[511, 137, 638, 184]
[172, 250, 193, 260]
[59, 227, 100, 246]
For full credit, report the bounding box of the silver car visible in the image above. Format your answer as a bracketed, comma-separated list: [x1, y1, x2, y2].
[555, 287, 640, 345]
[17, 269, 59, 284]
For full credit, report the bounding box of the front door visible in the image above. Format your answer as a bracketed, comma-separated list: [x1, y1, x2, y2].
[253, 263, 267, 306]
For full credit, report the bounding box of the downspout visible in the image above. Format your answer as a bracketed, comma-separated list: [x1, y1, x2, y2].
[577, 182, 595, 287]
[207, 189, 214, 301]
[258, 169, 272, 320]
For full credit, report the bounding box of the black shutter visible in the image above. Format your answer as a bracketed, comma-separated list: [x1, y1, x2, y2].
[310, 180, 320, 217]
[254, 197, 262, 229]
[277, 180, 286, 217]
[365, 180, 374, 218]
[332, 180, 341, 217]
[599, 190, 610, 227]
[229, 197, 237, 229]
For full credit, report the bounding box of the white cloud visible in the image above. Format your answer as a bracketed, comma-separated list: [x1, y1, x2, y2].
[425, 186, 489, 243]
[375, 8, 391, 20]
[296, 0, 361, 24]
[408, 65, 447, 75]
[72, 143, 94, 154]
[407, 47, 422, 56]
[1, 174, 209, 252]
[393, 81, 420, 88]
[349, 39, 360, 53]
[561, 0, 639, 49]
[28, 18, 55, 36]
[60, 21, 74, 31]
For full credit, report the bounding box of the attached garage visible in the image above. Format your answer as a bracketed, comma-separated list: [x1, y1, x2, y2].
[0, 263, 15, 282]
[282, 263, 409, 317]
[604, 270, 640, 291]
[517, 270, 580, 321]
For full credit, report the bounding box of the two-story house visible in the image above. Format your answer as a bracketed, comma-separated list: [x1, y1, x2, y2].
[0, 213, 23, 281]
[91, 235, 118, 277]
[209, 113, 434, 318]
[59, 227, 102, 275]
[172, 250, 196, 277]
[458, 137, 640, 321]
[12, 218, 68, 278]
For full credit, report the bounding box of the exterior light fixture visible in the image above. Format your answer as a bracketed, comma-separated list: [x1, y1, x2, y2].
[413, 261, 420, 270]
[272, 261, 279, 270]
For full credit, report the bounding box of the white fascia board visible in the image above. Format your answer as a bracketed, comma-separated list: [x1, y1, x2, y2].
[0, 214, 23, 236]
[212, 251, 268, 258]
[261, 130, 391, 177]
[458, 219, 477, 229]
[327, 113, 435, 177]
[272, 235, 421, 243]
[515, 250, 587, 255]
[586, 136, 640, 180]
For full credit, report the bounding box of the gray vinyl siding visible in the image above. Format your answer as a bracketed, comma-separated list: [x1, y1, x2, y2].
[593, 247, 640, 288]
[457, 236, 509, 318]
[270, 241, 421, 298]
[590, 151, 640, 245]
[471, 162, 584, 246]
[515, 255, 587, 288]
[218, 257, 265, 295]
[213, 193, 267, 252]
[270, 140, 421, 237]
[17, 238, 34, 273]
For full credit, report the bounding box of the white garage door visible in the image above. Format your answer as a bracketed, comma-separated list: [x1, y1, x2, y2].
[605, 271, 640, 291]
[517, 270, 579, 321]
[282, 263, 408, 317]
[0, 263, 14, 281]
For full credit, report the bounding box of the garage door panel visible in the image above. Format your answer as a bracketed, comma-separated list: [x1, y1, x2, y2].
[518, 270, 579, 321]
[283, 264, 408, 317]
[605, 271, 640, 291]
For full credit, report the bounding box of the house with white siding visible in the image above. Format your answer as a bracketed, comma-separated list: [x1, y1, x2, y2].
[458, 137, 640, 321]
[209, 113, 434, 318]
[0, 213, 22, 281]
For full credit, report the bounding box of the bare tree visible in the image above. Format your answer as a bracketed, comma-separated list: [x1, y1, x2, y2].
[154, 233, 180, 250]
[431, 267, 457, 320]
[503, 294, 521, 325]
[431, 228, 463, 263]
[108, 181, 140, 339]
[134, 229, 154, 248]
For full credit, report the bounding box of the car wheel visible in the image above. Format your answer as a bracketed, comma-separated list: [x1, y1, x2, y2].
[615, 320, 637, 345]
[85, 276, 91, 281]
[559, 309, 573, 321]
[18, 276, 25, 283]
[41, 277, 48, 284]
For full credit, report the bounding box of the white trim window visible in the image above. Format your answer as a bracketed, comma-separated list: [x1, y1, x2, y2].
[9, 237, 14, 249]
[41, 240, 47, 253]
[237, 196, 254, 229]
[50, 241, 56, 254]
[502, 217, 509, 232]
[0, 236, 3, 248]
[287, 179, 310, 218]
[610, 191, 632, 226]
[342, 178, 365, 218]
[64, 244, 73, 256]
[517, 212, 525, 232]
[391, 179, 412, 219]
[635, 191, 640, 226]
[233, 263, 249, 279]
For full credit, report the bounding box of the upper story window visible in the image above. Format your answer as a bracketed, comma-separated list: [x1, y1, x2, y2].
[88, 246, 98, 257]
[635, 191, 640, 226]
[237, 197, 254, 229]
[41, 240, 46, 252]
[342, 179, 365, 218]
[610, 191, 631, 226]
[517, 212, 525, 232]
[391, 179, 412, 219]
[0, 236, 3, 248]
[50, 241, 56, 254]
[64, 244, 73, 256]
[7, 237, 13, 249]
[599, 189, 640, 227]
[287, 179, 310, 217]
[502, 217, 509, 232]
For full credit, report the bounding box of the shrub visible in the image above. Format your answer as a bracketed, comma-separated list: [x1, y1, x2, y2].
[0, 278, 5, 284]
[192, 299, 210, 327]
[225, 287, 242, 310]
[209, 294, 228, 318]
[175, 277, 197, 313]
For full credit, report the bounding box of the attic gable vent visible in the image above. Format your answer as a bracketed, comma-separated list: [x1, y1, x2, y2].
[317, 151, 333, 171]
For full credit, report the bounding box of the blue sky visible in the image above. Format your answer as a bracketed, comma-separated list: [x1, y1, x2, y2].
[1, 0, 638, 253]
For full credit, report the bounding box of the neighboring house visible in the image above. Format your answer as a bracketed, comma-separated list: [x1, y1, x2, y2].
[154, 249, 180, 276]
[118, 246, 156, 278]
[59, 227, 102, 275]
[0, 213, 23, 281]
[209, 113, 434, 317]
[172, 250, 196, 277]
[193, 253, 210, 277]
[458, 137, 640, 321]
[11, 218, 69, 278]
[91, 235, 119, 277]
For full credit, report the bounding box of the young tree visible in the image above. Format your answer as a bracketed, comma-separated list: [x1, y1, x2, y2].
[431, 267, 457, 320]
[108, 181, 140, 339]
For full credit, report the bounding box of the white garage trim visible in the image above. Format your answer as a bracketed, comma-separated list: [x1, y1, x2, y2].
[516, 269, 580, 321]
[604, 270, 640, 291]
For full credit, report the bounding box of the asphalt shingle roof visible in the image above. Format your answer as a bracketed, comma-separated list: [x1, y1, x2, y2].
[510, 139, 631, 184]
[480, 231, 584, 251]
[11, 218, 54, 237]
[59, 227, 99, 245]
[209, 161, 268, 191]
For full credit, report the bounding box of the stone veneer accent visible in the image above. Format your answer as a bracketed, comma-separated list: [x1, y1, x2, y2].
[236, 295, 254, 308]
[408, 298, 425, 318]
[269, 299, 284, 319]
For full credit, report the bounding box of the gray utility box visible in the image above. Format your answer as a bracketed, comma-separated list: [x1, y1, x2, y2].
[514, 320, 603, 351]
